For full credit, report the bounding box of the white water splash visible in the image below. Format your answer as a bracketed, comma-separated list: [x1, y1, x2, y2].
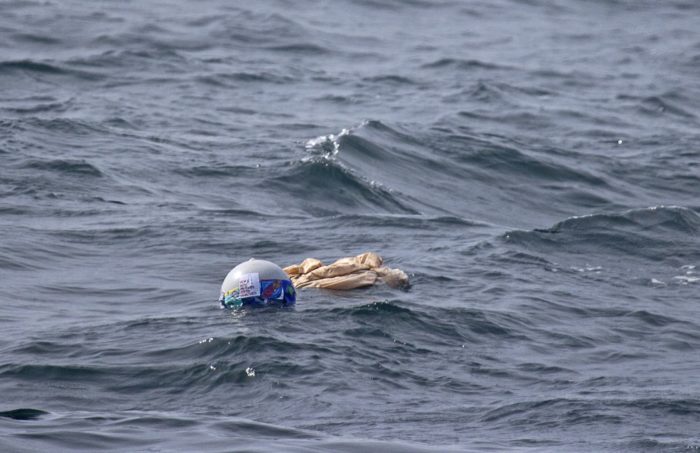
[304, 128, 350, 159]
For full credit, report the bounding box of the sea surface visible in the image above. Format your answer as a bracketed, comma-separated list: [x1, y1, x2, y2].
[2, 0, 700, 451]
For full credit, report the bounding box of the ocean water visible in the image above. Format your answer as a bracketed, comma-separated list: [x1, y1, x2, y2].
[2, 0, 700, 451]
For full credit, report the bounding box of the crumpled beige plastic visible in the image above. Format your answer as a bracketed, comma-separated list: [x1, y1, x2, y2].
[284, 252, 409, 290]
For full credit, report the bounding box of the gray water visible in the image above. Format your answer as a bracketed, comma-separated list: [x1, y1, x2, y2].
[2, 1, 700, 451]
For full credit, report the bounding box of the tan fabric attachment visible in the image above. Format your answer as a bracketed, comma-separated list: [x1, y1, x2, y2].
[285, 252, 408, 290]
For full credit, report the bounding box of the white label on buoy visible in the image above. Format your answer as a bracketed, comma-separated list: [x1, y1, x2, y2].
[238, 273, 261, 298]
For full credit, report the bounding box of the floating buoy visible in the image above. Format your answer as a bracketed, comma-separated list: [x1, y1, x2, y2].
[219, 259, 296, 309]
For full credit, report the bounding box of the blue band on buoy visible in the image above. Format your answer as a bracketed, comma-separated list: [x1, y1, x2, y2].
[220, 278, 296, 309]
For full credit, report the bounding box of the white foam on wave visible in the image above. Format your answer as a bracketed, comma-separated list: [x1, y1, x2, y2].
[672, 264, 698, 285]
[303, 121, 373, 160]
[304, 128, 350, 159]
[571, 264, 602, 273]
[650, 278, 666, 286]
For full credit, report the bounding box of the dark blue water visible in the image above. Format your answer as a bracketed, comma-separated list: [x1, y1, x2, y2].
[2, 0, 700, 451]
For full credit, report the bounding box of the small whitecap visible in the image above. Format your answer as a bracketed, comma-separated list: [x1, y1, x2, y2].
[673, 276, 700, 284]
[304, 127, 352, 157]
[572, 264, 602, 273]
[245, 367, 256, 377]
[304, 134, 331, 149]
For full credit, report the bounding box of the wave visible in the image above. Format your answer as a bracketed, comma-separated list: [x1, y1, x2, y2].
[265, 43, 331, 55]
[0, 60, 67, 75]
[500, 206, 700, 279]
[480, 396, 700, 427]
[196, 71, 296, 86]
[9, 117, 106, 136]
[421, 57, 509, 71]
[544, 206, 700, 235]
[0, 410, 453, 452]
[349, 0, 453, 10]
[314, 301, 527, 345]
[302, 121, 458, 216]
[60, 224, 162, 238]
[362, 75, 418, 85]
[616, 90, 699, 121]
[269, 156, 420, 216]
[70, 48, 183, 65]
[0, 59, 104, 82]
[22, 159, 103, 177]
[0, 96, 73, 115]
[445, 127, 607, 185]
[303, 213, 487, 230]
[303, 119, 621, 226]
[174, 164, 259, 178]
[0, 408, 48, 420]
